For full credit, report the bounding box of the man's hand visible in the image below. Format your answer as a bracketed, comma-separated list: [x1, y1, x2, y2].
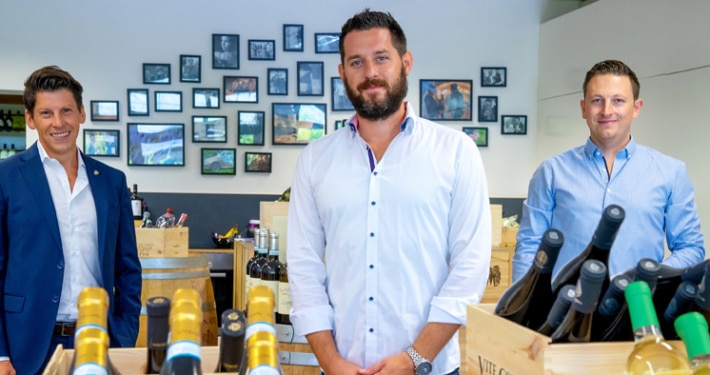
[357, 352, 413, 375]
[0, 361, 16, 375]
[320, 356, 366, 375]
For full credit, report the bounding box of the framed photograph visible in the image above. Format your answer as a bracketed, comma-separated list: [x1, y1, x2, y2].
[83, 129, 120, 157]
[127, 123, 184, 166]
[501, 115, 528, 135]
[245, 152, 272, 173]
[272, 103, 326, 145]
[212, 34, 240, 69]
[89, 100, 119, 122]
[331, 77, 354, 112]
[127, 89, 149, 116]
[248, 40, 275, 61]
[201, 148, 236, 175]
[192, 116, 227, 143]
[334, 119, 349, 130]
[192, 88, 220, 109]
[224, 76, 258, 103]
[267, 68, 288, 95]
[419, 79, 473, 121]
[297, 61, 324, 96]
[179, 55, 201, 83]
[283, 24, 304, 52]
[155, 91, 182, 112]
[143, 63, 170, 84]
[481, 67, 507, 87]
[478, 96, 498, 123]
[315, 33, 340, 53]
[238, 111, 265, 145]
[462, 127, 488, 148]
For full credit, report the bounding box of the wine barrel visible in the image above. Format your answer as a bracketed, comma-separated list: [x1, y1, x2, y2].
[135, 254, 218, 347]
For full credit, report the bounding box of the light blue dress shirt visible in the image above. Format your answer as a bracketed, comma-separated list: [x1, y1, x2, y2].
[287, 103, 491, 373]
[513, 137, 705, 282]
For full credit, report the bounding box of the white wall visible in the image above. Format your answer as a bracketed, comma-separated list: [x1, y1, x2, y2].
[0, 0, 543, 197]
[538, 0, 710, 240]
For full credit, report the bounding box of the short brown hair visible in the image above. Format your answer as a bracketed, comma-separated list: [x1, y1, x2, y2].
[339, 9, 407, 63]
[583, 60, 640, 100]
[24, 66, 84, 115]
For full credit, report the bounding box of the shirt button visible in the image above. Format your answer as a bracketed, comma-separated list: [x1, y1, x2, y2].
[369, 328, 374, 333]
[374, 172, 378, 176]
[51, 295, 59, 303]
[370, 232, 375, 237]
[57, 262, 64, 269]
[369, 264, 374, 269]
[369, 296, 374, 301]
[371, 201, 376, 206]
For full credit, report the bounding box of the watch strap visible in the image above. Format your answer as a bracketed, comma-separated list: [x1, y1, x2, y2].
[406, 346, 430, 374]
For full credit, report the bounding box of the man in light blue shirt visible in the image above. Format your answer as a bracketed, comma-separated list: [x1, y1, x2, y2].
[513, 60, 705, 282]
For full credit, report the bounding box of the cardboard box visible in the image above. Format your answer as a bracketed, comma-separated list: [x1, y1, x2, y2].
[135, 227, 189, 258]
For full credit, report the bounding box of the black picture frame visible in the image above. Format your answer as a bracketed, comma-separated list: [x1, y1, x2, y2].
[267, 68, 288, 95]
[283, 24, 304, 52]
[248, 40, 275, 61]
[478, 96, 498, 123]
[501, 115, 527, 135]
[331, 77, 354, 111]
[83, 129, 120, 157]
[127, 89, 149, 116]
[481, 67, 507, 87]
[179, 54, 201, 83]
[192, 88, 220, 109]
[245, 152, 272, 173]
[212, 33, 240, 69]
[192, 116, 227, 143]
[127, 123, 185, 166]
[334, 118, 348, 130]
[89, 100, 119, 122]
[297, 61, 324, 96]
[224, 76, 258, 103]
[155, 91, 182, 112]
[315, 32, 340, 54]
[201, 148, 236, 175]
[238, 111, 265, 146]
[143, 63, 170, 84]
[419, 79, 473, 121]
[272, 103, 327, 145]
[462, 127, 488, 148]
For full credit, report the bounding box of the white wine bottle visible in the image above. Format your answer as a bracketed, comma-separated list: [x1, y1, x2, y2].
[675, 312, 710, 374]
[160, 288, 203, 375]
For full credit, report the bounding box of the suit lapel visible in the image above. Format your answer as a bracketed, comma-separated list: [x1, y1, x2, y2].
[83, 154, 108, 264]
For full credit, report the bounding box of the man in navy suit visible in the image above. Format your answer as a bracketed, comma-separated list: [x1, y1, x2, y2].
[0, 66, 142, 374]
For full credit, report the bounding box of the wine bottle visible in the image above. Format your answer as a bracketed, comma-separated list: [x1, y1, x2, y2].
[245, 230, 261, 305]
[146, 296, 171, 374]
[537, 284, 576, 336]
[70, 287, 116, 375]
[495, 228, 564, 328]
[130, 184, 143, 220]
[551, 204, 625, 295]
[262, 232, 288, 324]
[675, 312, 710, 374]
[246, 330, 281, 374]
[632, 258, 662, 292]
[550, 259, 607, 343]
[249, 228, 270, 292]
[160, 288, 203, 375]
[660, 281, 699, 340]
[155, 208, 176, 228]
[278, 259, 292, 325]
[214, 309, 247, 373]
[625, 280, 691, 373]
[694, 265, 710, 325]
[683, 260, 710, 284]
[591, 273, 632, 342]
[245, 286, 280, 374]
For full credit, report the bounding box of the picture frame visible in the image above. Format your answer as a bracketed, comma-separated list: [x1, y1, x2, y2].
[192, 88, 220, 109]
[248, 40, 275, 61]
[267, 68, 288, 96]
[419, 79, 473, 121]
[297, 61, 324, 96]
[89, 100, 119, 122]
[212, 33, 240, 69]
[127, 89, 149, 116]
[192, 116, 227, 143]
[245, 152, 272, 173]
[501, 115, 528, 135]
[481, 67, 507, 87]
[334, 119, 349, 130]
[143, 63, 170, 84]
[201, 148, 236, 175]
[478, 96, 498, 123]
[272, 103, 327, 145]
[462, 127, 488, 148]
[331, 77, 354, 112]
[224, 76, 258, 103]
[155, 91, 182, 112]
[283, 24, 304, 52]
[83, 129, 120, 157]
[127, 123, 185, 166]
[179, 54, 201, 83]
[315, 32, 340, 54]
[238, 111, 265, 146]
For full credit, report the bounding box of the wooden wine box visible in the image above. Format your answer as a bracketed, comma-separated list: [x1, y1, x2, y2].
[481, 247, 513, 304]
[135, 227, 189, 258]
[463, 304, 687, 375]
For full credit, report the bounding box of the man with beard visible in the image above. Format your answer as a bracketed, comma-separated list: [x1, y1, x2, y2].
[287, 9, 491, 375]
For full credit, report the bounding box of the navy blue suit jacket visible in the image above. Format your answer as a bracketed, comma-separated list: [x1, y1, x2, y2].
[0, 143, 142, 374]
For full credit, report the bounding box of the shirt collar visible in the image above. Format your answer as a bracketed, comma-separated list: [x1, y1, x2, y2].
[584, 136, 636, 159]
[36, 141, 85, 169]
[347, 102, 415, 135]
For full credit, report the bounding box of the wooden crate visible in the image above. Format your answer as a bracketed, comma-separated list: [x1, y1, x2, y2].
[490, 204, 502, 247]
[136, 227, 189, 258]
[481, 247, 513, 304]
[234, 240, 254, 311]
[500, 226, 518, 248]
[463, 304, 687, 375]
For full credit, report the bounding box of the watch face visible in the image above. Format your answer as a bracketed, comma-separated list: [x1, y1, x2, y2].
[417, 362, 433, 374]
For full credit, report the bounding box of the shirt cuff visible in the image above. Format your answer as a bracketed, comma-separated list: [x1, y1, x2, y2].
[291, 304, 335, 337]
[429, 295, 479, 325]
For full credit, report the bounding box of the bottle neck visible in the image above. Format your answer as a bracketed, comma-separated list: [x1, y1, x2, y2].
[633, 324, 665, 343]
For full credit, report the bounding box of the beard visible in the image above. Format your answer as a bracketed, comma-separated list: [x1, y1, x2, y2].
[344, 68, 408, 121]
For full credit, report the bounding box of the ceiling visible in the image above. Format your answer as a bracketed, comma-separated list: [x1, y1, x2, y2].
[541, 0, 597, 23]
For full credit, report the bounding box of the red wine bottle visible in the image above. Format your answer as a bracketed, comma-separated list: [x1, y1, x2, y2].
[591, 274, 631, 341]
[146, 296, 171, 374]
[214, 309, 246, 373]
[661, 281, 699, 340]
[536, 284, 576, 336]
[693, 264, 710, 325]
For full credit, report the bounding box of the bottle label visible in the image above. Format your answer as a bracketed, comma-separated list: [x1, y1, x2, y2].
[131, 200, 142, 217]
[72, 364, 108, 375]
[263, 280, 279, 307]
[278, 281, 292, 316]
[166, 340, 201, 362]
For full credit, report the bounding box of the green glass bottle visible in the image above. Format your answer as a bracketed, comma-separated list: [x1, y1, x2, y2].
[675, 312, 710, 375]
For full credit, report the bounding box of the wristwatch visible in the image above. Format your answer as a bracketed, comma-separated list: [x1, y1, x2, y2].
[406, 346, 433, 375]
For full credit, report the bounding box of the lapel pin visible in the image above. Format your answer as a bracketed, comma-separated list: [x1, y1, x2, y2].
[94, 170, 99, 175]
